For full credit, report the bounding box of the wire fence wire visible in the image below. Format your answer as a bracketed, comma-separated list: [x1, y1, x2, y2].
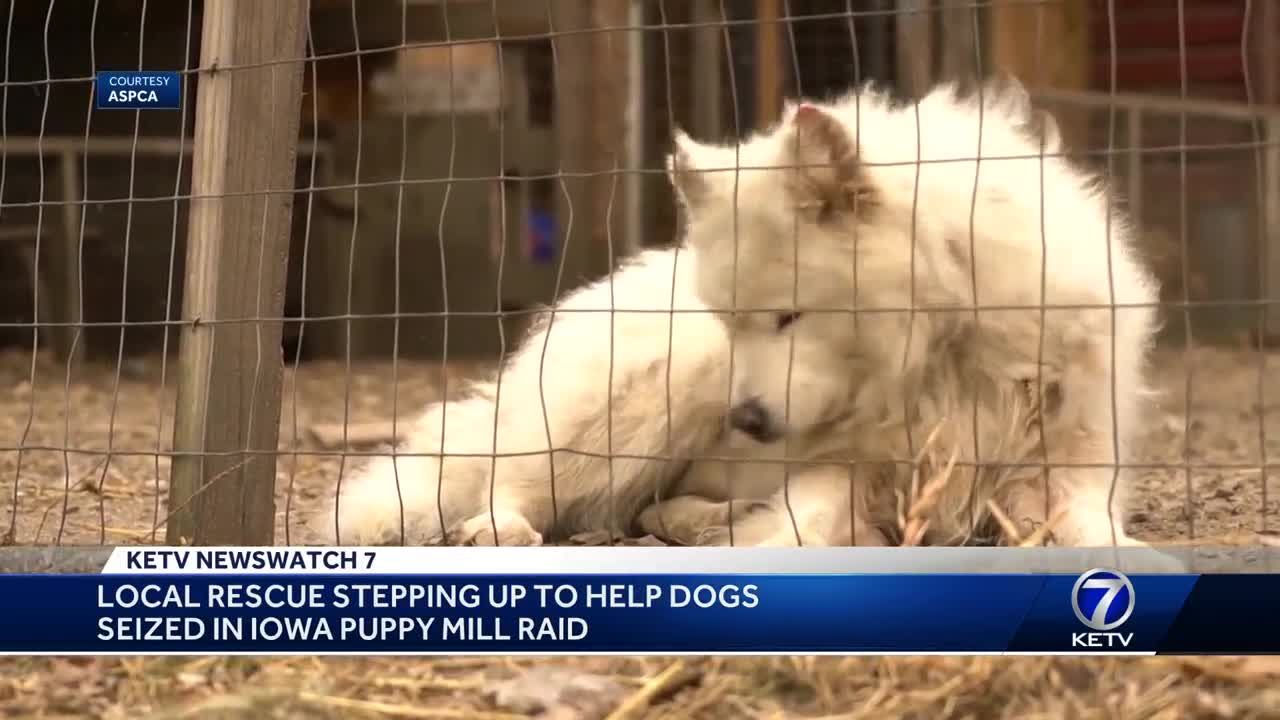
[0, 0, 1277, 550]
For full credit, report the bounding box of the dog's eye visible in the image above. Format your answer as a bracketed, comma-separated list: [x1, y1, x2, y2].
[776, 312, 802, 331]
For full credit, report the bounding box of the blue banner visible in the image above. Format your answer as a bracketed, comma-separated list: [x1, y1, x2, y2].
[0, 570, 1271, 654]
[95, 71, 181, 110]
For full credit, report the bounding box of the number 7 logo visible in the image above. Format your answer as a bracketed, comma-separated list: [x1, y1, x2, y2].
[1072, 569, 1136, 631]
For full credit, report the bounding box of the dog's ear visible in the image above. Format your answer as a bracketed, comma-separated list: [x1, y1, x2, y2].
[1025, 108, 1063, 153]
[782, 104, 871, 220]
[978, 73, 1062, 152]
[779, 99, 800, 125]
[666, 129, 713, 213]
[982, 71, 1032, 121]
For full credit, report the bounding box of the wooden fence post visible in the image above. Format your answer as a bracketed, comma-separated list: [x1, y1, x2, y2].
[57, 151, 85, 368]
[754, 0, 782, 127]
[554, 0, 634, 281]
[167, 0, 308, 546]
[937, 0, 979, 89]
[895, 0, 935, 100]
[691, 0, 724, 141]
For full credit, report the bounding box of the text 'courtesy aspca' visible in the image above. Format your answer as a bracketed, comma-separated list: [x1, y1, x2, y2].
[93, 580, 761, 646]
[94, 71, 181, 110]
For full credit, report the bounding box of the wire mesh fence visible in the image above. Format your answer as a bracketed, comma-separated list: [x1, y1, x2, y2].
[0, 0, 1277, 550]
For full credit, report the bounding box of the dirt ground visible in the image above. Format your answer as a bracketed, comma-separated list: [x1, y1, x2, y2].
[1, 344, 1279, 718]
[2, 343, 1277, 547]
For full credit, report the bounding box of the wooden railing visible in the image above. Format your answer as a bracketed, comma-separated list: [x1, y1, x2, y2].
[1032, 88, 1280, 336]
[0, 136, 330, 365]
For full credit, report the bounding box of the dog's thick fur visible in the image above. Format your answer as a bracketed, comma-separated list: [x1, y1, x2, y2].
[647, 78, 1160, 547]
[328, 246, 806, 546]
[328, 78, 1161, 549]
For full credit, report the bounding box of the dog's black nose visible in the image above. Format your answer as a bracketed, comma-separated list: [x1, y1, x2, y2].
[728, 399, 781, 443]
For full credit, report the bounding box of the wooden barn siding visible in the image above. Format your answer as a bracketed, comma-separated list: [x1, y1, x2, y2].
[1085, 1, 1265, 337]
[1089, 0, 1249, 101]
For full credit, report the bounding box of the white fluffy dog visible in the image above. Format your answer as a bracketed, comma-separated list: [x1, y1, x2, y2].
[646, 77, 1161, 548]
[328, 77, 1160, 550]
[326, 245, 794, 546]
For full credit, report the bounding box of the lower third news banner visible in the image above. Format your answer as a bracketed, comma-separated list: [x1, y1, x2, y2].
[0, 547, 1276, 655]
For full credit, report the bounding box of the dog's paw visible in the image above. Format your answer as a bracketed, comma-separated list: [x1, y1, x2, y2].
[636, 501, 724, 543]
[338, 521, 404, 546]
[753, 530, 814, 547]
[693, 525, 733, 547]
[695, 525, 830, 547]
[446, 510, 544, 547]
[692, 526, 805, 547]
[639, 497, 774, 546]
[689, 506, 805, 547]
[325, 496, 406, 546]
[328, 456, 445, 545]
[635, 504, 668, 538]
[326, 509, 443, 547]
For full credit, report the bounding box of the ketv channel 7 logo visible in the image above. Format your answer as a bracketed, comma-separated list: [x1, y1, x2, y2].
[96, 71, 180, 110]
[1070, 568, 1136, 649]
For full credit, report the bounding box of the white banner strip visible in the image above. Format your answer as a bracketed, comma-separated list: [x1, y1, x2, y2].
[92, 545, 1253, 576]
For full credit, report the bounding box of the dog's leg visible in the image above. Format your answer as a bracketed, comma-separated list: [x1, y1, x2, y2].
[445, 507, 545, 546]
[641, 465, 887, 547]
[636, 495, 767, 545]
[1002, 469, 1144, 547]
[333, 452, 554, 547]
[689, 502, 888, 547]
[328, 397, 537, 547]
[1002, 470, 1187, 573]
[327, 247, 734, 546]
[638, 496, 803, 546]
[759, 466, 889, 547]
[1050, 476, 1148, 548]
[330, 453, 453, 546]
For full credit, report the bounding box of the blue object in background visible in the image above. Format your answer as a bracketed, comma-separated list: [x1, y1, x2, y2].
[528, 210, 556, 264]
